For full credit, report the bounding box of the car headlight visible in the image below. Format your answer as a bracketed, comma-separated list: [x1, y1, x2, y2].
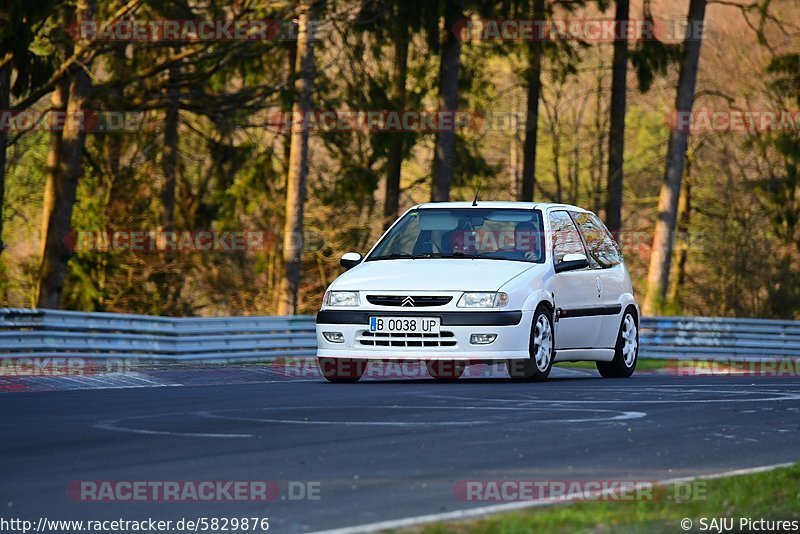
[457, 292, 509, 308]
[323, 290, 360, 307]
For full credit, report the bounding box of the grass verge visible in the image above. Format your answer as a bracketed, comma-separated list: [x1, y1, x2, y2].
[417, 463, 800, 534]
[557, 359, 669, 372]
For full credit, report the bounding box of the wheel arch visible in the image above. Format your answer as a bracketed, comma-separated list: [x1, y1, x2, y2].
[616, 293, 639, 322]
[522, 289, 555, 313]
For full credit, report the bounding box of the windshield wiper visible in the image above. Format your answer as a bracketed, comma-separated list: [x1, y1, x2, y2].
[369, 251, 485, 261]
[424, 252, 476, 258]
[368, 252, 415, 261]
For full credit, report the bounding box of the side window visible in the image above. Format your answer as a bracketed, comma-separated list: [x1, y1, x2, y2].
[589, 212, 623, 266]
[571, 211, 622, 268]
[548, 210, 586, 264]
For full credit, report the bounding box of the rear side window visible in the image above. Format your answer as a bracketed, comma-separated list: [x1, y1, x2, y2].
[571, 211, 622, 268]
[548, 210, 586, 264]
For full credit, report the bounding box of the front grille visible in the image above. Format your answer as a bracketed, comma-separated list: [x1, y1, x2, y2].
[357, 331, 457, 347]
[366, 295, 452, 307]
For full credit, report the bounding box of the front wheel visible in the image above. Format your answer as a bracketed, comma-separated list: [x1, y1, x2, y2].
[506, 306, 554, 381]
[597, 308, 638, 378]
[318, 357, 366, 383]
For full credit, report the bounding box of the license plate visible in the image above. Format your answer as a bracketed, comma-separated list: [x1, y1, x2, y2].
[369, 317, 441, 334]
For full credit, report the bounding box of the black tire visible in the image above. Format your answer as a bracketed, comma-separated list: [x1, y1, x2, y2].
[597, 307, 639, 378]
[318, 357, 366, 383]
[426, 360, 465, 380]
[506, 305, 554, 381]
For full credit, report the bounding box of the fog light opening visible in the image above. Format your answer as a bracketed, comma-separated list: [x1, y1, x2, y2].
[323, 331, 345, 343]
[470, 333, 497, 345]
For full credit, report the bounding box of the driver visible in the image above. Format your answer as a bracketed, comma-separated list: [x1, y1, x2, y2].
[514, 221, 542, 261]
[448, 229, 476, 254]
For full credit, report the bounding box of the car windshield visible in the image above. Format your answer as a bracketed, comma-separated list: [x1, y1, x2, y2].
[367, 208, 545, 263]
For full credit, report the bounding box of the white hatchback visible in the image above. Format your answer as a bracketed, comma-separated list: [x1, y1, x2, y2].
[316, 201, 639, 382]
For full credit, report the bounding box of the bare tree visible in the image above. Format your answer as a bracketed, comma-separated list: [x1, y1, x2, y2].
[643, 0, 707, 316]
[0, 65, 9, 256]
[160, 61, 180, 230]
[383, 0, 410, 226]
[431, 0, 463, 202]
[604, 0, 629, 235]
[519, 0, 545, 201]
[39, 77, 69, 261]
[277, 0, 318, 315]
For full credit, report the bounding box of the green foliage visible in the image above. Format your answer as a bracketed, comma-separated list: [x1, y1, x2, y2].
[1, 0, 798, 319]
[0, 0, 57, 97]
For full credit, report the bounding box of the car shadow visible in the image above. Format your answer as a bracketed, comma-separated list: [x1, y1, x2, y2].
[335, 375, 601, 385]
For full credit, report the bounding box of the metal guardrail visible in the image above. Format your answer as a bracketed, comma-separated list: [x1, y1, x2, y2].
[0, 308, 798, 362]
[0, 308, 316, 362]
[639, 316, 800, 360]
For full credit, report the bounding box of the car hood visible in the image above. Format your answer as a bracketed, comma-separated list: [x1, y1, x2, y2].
[329, 259, 538, 292]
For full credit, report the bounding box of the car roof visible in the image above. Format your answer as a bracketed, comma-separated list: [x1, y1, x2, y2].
[413, 201, 589, 212]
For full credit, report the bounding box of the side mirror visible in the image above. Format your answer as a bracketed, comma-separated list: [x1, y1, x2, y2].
[340, 252, 363, 270]
[555, 253, 589, 273]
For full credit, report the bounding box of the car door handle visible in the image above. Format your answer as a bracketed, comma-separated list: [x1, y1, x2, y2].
[595, 276, 602, 297]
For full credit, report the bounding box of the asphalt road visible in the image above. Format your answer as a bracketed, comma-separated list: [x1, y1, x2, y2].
[1, 363, 799, 533]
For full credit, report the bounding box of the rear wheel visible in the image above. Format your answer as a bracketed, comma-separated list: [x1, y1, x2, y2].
[426, 360, 465, 380]
[506, 305, 554, 381]
[318, 357, 366, 383]
[597, 308, 638, 378]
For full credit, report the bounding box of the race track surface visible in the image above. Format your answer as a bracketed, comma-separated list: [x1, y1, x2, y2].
[1, 363, 799, 532]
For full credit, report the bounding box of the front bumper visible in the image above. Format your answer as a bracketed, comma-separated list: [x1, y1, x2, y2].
[316, 309, 534, 360]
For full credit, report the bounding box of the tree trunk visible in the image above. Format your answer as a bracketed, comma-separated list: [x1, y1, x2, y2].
[668, 175, 691, 306]
[510, 111, 521, 193]
[40, 79, 69, 261]
[592, 65, 605, 215]
[519, 0, 545, 201]
[604, 0, 629, 236]
[0, 64, 10, 256]
[277, 0, 317, 315]
[276, 35, 298, 309]
[154, 60, 181, 312]
[104, 44, 127, 223]
[642, 0, 706, 316]
[283, 40, 298, 183]
[161, 63, 180, 230]
[430, 0, 463, 202]
[383, 1, 409, 227]
[36, 1, 94, 308]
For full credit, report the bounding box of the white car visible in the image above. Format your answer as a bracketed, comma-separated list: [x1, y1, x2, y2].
[316, 201, 639, 382]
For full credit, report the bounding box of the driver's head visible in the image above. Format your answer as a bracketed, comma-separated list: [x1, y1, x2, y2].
[449, 230, 475, 253]
[449, 231, 465, 253]
[514, 222, 539, 252]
